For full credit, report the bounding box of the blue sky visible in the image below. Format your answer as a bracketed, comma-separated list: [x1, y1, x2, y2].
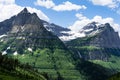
[15, 0, 120, 27]
[0, 0, 120, 32]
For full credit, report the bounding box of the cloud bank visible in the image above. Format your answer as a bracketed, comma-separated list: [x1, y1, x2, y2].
[89, 0, 120, 8]
[34, 0, 55, 9]
[69, 13, 120, 35]
[89, 0, 120, 15]
[34, 0, 87, 11]
[0, 0, 49, 22]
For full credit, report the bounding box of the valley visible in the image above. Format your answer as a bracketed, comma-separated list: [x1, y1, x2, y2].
[0, 8, 120, 80]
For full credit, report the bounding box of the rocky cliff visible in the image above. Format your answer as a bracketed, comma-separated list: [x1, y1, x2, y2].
[66, 22, 120, 60]
[0, 8, 66, 54]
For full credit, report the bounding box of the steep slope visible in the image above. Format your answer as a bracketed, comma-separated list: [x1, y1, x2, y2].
[84, 23, 120, 48]
[0, 8, 114, 80]
[42, 20, 86, 41]
[0, 8, 83, 80]
[42, 20, 71, 36]
[79, 22, 101, 36]
[0, 52, 46, 80]
[66, 22, 120, 73]
[0, 8, 66, 52]
[40, 21, 114, 80]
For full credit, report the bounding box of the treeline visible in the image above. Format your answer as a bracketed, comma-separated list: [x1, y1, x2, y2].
[0, 52, 31, 71]
[0, 52, 46, 80]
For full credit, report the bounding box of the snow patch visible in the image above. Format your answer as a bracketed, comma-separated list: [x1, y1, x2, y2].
[85, 28, 102, 37]
[43, 23, 54, 32]
[0, 39, 3, 42]
[60, 31, 72, 34]
[21, 26, 25, 30]
[0, 34, 7, 38]
[17, 37, 25, 39]
[13, 51, 18, 56]
[7, 46, 11, 50]
[43, 23, 48, 28]
[59, 31, 85, 41]
[96, 23, 101, 27]
[2, 51, 7, 55]
[28, 48, 32, 52]
[84, 28, 93, 32]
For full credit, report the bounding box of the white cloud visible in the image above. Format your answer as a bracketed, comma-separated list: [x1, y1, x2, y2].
[69, 13, 120, 35]
[34, 0, 87, 11]
[75, 13, 87, 20]
[89, 0, 120, 15]
[69, 18, 90, 31]
[0, 0, 15, 4]
[0, 0, 49, 22]
[34, 0, 55, 9]
[26, 7, 49, 21]
[52, 1, 87, 11]
[0, 3, 22, 22]
[89, 0, 120, 8]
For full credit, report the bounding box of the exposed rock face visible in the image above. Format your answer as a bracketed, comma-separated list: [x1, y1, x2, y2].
[78, 22, 120, 48]
[66, 22, 120, 60]
[0, 8, 87, 80]
[0, 8, 66, 53]
[42, 20, 71, 37]
[90, 23, 120, 48]
[0, 8, 114, 80]
[0, 16, 15, 35]
[80, 22, 98, 34]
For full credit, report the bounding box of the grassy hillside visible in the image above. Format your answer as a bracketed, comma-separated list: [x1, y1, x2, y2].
[7, 48, 113, 80]
[66, 36, 120, 80]
[0, 53, 46, 80]
[9, 48, 83, 80]
[0, 42, 114, 80]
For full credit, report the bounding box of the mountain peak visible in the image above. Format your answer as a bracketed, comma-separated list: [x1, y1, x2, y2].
[19, 8, 29, 14]
[105, 23, 110, 26]
[89, 21, 98, 25]
[13, 8, 40, 26]
[105, 23, 111, 28]
[82, 22, 97, 30]
[103, 23, 115, 32]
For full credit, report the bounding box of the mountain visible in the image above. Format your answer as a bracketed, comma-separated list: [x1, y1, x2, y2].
[41, 20, 86, 41]
[42, 20, 71, 36]
[79, 22, 101, 36]
[68, 22, 120, 48]
[66, 22, 120, 73]
[45, 21, 120, 43]
[0, 8, 84, 80]
[0, 8, 117, 80]
[43, 21, 112, 42]
[0, 8, 67, 52]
